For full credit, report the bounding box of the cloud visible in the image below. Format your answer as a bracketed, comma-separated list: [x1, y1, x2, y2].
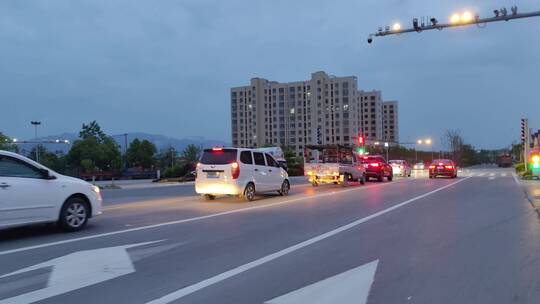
[0, 0, 539, 149]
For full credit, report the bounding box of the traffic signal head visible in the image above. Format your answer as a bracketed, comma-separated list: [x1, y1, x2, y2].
[358, 136, 364, 145]
[532, 154, 540, 169]
[356, 147, 366, 155]
[521, 118, 527, 143]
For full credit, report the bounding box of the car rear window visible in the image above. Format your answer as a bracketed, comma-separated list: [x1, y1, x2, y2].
[362, 156, 385, 163]
[432, 159, 452, 165]
[200, 149, 237, 165]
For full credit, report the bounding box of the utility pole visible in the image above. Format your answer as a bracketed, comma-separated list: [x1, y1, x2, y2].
[30, 121, 41, 163]
[123, 133, 128, 155]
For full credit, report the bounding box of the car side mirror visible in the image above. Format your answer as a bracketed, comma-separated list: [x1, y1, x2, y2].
[39, 168, 56, 180]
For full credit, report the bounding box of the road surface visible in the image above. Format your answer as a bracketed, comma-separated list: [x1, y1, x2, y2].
[1, 168, 539, 304]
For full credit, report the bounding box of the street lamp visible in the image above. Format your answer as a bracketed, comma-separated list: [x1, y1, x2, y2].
[384, 142, 389, 160]
[30, 121, 41, 163]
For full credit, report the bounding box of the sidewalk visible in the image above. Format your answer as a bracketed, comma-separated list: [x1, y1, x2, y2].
[94, 179, 193, 190]
[520, 178, 540, 209]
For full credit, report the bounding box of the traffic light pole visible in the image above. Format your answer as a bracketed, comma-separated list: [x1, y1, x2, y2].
[368, 7, 540, 43]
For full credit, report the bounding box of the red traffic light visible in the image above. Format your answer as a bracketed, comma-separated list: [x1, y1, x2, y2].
[358, 136, 364, 145]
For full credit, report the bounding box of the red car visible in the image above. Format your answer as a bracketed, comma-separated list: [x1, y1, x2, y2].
[361, 155, 393, 182]
[428, 159, 457, 178]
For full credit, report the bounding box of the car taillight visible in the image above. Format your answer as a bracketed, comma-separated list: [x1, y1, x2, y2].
[445, 165, 454, 169]
[429, 165, 436, 169]
[369, 163, 380, 167]
[231, 162, 240, 179]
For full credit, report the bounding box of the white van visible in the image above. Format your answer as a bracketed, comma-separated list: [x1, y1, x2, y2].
[195, 147, 290, 201]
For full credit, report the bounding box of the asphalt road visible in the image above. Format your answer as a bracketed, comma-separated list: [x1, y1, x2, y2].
[1, 168, 538, 304]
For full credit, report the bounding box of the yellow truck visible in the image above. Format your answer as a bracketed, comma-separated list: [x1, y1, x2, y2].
[303, 145, 366, 187]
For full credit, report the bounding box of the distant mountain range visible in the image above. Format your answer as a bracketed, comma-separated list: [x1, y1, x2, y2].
[15, 132, 230, 155]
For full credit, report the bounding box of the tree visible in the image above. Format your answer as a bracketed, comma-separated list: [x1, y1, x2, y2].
[282, 145, 304, 176]
[444, 129, 464, 165]
[67, 122, 122, 173]
[125, 138, 157, 169]
[181, 144, 201, 166]
[29, 145, 66, 173]
[79, 121, 107, 143]
[0, 132, 17, 152]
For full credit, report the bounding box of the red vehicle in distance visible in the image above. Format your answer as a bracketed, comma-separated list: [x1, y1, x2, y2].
[428, 159, 457, 179]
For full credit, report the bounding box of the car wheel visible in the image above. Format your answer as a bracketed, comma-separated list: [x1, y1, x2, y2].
[377, 173, 384, 182]
[58, 197, 89, 232]
[360, 174, 366, 185]
[244, 183, 256, 201]
[387, 173, 393, 182]
[203, 194, 215, 201]
[279, 180, 290, 196]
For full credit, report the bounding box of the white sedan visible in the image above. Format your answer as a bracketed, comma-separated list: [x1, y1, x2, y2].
[0, 150, 102, 231]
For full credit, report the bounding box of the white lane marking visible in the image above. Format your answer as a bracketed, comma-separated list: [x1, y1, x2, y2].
[489, 173, 496, 177]
[0, 241, 162, 304]
[265, 260, 378, 304]
[145, 177, 471, 304]
[478, 173, 486, 177]
[512, 172, 520, 185]
[488, 177, 496, 180]
[0, 179, 409, 256]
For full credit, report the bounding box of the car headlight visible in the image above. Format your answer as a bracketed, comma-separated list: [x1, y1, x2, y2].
[92, 185, 101, 194]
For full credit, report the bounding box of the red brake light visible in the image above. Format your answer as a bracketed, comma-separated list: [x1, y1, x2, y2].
[212, 147, 223, 151]
[429, 165, 436, 169]
[363, 156, 369, 160]
[369, 163, 379, 167]
[231, 162, 240, 179]
[445, 165, 454, 169]
[438, 162, 443, 166]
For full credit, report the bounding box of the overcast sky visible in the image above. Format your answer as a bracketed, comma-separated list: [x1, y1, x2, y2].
[1, 0, 539, 149]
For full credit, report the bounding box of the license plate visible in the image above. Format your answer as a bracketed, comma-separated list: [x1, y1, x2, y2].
[437, 166, 444, 169]
[207, 172, 219, 178]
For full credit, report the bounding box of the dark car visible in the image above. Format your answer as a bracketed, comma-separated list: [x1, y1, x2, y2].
[361, 155, 393, 182]
[428, 159, 457, 178]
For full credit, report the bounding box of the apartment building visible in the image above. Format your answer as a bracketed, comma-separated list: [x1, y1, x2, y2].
[231, 71, 399, 156]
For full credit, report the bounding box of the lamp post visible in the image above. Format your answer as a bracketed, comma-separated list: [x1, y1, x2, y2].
[416, 138, 433, 162]
[425, 139, 433, 160]
[415, 139, 423, 162]
[384, 142, 389, 160]
[30, 121, 41, 163]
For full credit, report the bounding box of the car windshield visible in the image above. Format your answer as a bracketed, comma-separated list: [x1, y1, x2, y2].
[200, 149, 237, 165]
